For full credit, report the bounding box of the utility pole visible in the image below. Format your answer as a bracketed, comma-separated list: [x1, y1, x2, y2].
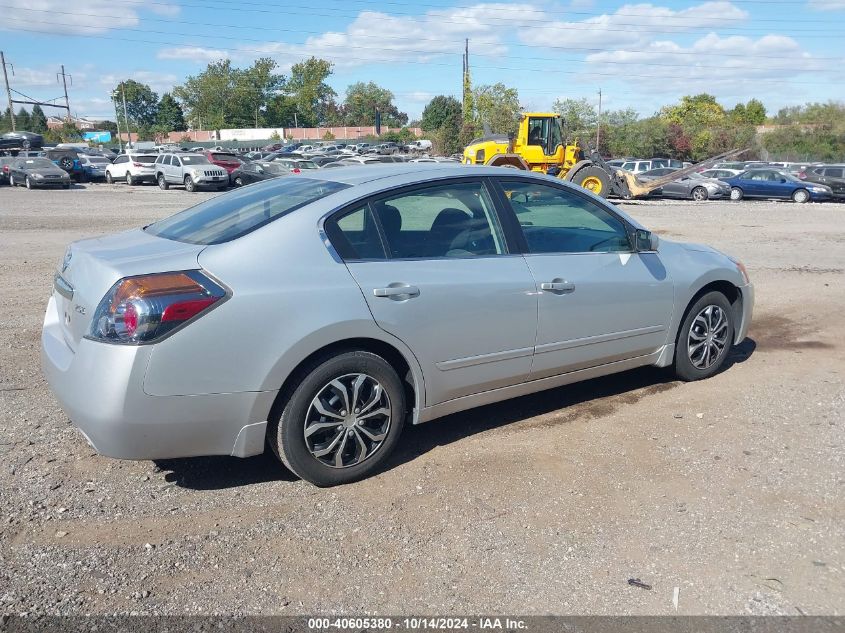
[596, 88, 602, 150]
[111, 90, 123, 152]
[120, 84, 133, 148]
[1, 51, 15, 131]
[58, 65, 71, 122]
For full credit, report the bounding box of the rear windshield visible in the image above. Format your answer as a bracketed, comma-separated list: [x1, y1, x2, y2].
[145, 177, 351, 244]
[130, 155, 157, 164]
[88, 157, 110, 164]
[212, 153, 240, 162]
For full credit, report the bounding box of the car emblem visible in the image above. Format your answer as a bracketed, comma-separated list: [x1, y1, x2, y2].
[61, 248, 72, 273]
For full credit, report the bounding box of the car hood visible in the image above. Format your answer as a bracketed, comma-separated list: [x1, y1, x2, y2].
[28, 166, 69, 176]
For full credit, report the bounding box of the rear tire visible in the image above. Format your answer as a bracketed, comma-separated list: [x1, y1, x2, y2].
[792, 188, 809, 203]
[157, 174, 169, 190]
[106, 171, 114, 184]
[691, 186, 709, 201]
[570, 165, 610, 198]
[730, 187, 744, 201]
[233, 176, 244, 187]
[126, 172, 135, 186]
[8, 175, 14, 187]
[673, 291, 735, 382]
[268, 350, 406, 487]
[25, 176, 32, 190]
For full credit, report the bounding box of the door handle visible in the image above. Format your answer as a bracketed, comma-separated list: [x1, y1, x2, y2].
[541, 279, 575, 294]
[373, 284, 420, 299]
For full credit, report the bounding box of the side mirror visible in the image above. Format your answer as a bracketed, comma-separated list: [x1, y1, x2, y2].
[636, 229, 659, 252]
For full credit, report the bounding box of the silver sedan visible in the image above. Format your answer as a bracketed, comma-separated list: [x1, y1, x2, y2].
[640, 168, 731, 201]
[42, 165, 753, 486]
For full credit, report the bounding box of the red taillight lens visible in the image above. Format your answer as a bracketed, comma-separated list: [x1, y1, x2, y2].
[133, 162, 143, 167]
[89, 271, 227, 344]
[292, 168, 301, 174]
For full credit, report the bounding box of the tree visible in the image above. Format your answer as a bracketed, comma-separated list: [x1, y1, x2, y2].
[173, 58, 284, 130]
[15, 107, 31, 131]
[731, 99, 766, 125]
[552, 97, 597, 142]
[113, 80, 159, 129]
[420, 95, 462, 132]
[322, 130, 335, 140]
[0, 107, 12, 133]
[660, 93, 726, 128]
[30, 105, 48, 134]
[283, 57, 337, 127]
[342, 81, 407, 127]
[155, 93, 186, 132]
[472, 83, 521, 135]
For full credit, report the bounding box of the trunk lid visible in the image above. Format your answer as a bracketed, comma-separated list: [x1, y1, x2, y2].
[52, 228, 206, 350]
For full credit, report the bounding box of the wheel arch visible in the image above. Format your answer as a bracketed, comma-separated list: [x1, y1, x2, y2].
[674, 279, 743, 349]
[267, 336, 425, 429]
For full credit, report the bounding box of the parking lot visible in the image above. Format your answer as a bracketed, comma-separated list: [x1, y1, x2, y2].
[0, 183, 843, 616]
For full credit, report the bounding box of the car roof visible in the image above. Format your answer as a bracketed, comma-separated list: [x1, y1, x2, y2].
[294, 163, 565, 187]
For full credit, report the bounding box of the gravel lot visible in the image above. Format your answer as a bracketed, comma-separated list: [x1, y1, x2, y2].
[0, 182, 843, 616]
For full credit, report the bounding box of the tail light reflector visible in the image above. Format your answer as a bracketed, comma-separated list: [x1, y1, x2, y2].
[88, 271, 228, 344]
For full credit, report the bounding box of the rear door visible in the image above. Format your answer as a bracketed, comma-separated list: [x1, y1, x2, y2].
[494, 178, 674, 379]
[326, 178, 538, 405]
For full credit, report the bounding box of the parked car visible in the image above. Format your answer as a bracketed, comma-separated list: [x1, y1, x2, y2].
[375, 142, 400, 155]
[44, 148, 84, 181]
[618, 159, 654, 173]
[269, 158, 319, 173]
[42, 164, 753, 486]
[154, 152, 228, 192]
[243, 151, 274, 161]
[106, 153, 159, 185]
[202, 151, 244, 175]
[639, 168, 730, 201]
[229, 162, 289, 187]
[722, 168, 833, 202]
[309, 156, 342, 167]
[8, 157, 71, 188]
[0, 156, 17, 184]
[798, 165, 845, 199]
[0, 131, 43, 150]
[700, 168, 743, 180]
[406, 140, 433, 152]
[79, 156, 111, 182]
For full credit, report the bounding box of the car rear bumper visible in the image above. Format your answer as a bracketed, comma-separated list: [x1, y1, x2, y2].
[41, 296, 274, 460]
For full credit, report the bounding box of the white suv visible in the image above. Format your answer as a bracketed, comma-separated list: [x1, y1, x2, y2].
[154, 152, 228, 192]
[105, 153, 158, 185]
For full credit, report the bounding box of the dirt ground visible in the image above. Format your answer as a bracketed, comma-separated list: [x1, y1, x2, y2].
[0, 182, 842, 616]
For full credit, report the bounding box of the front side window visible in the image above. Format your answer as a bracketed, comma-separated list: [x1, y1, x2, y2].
[370, 181, 507, 259]
[825, 167, 843, 178]
[500, 180, 631, 254]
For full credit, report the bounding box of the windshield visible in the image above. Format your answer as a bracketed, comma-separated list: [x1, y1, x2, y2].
[297, 161, 318, 169]
[21, 158, 55, 169]
[179, 155, 210, 165]
[145, 177, 350, 244]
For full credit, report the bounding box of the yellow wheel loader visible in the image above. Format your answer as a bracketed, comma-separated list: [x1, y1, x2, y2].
[462, 112, 742, 198]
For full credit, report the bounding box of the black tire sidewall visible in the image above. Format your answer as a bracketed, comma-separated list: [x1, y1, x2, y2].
[274, 351, 406, 487]
[674, 291, 735, 381]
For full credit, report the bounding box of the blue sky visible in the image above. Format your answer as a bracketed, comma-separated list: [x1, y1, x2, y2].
[2, 0, 844, 125]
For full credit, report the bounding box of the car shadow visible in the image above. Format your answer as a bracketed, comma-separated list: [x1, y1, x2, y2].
[156, 338, 756, 490]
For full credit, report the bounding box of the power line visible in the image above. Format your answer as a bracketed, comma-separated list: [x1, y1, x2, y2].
[7, 25, 840, 86]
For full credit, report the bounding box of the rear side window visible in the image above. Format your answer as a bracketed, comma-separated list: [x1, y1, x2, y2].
[325, 206, 387, 260]
[145, 177, 350, 244]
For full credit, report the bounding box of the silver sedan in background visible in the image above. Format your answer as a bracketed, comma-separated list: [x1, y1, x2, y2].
[42, 165, 753, 486]
[640, 167, 731, 201]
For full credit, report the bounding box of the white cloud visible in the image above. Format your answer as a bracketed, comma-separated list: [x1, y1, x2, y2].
[0, 0, 179, 34]
[5, 67, 56, 87]
[584, 33, 836, 97]
[157, 47, 230, 63]
[523, 1, 749, 49]
[245, 4, 540, 67]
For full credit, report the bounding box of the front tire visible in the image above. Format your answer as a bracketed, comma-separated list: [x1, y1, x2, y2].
[691, 186, 709, 201]
[570, 165, 610, 198]
[268, 351, 406, 487]
[157, 174, 169, 190]
[184, 175, 196, 192]
[233, 176, 244, 187]
[729, 187, 744, 201]
[792, 188, 809, 203]
[673, 291, 735, 382]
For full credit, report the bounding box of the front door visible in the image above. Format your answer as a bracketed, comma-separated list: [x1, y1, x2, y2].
[326, 179, 538, 405]
[495, 179, 675, 380]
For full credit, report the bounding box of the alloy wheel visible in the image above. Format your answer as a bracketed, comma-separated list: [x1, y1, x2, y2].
[687, 305, 729, 370]
[304, 373, 391, 469]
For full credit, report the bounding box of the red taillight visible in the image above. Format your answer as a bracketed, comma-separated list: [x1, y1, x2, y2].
[133, 162, 143, 167]
[162, 298, 217, 322]
[89, 271, 227, 344]
[797, 172, 806, 179]
[292, 168, 301, 174]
